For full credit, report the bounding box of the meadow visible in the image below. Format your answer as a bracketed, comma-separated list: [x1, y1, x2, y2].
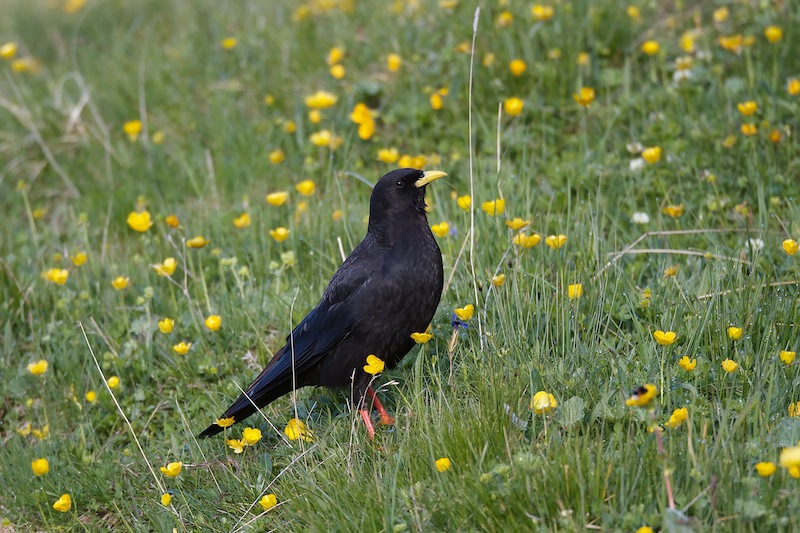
[1, 0, 800, 531]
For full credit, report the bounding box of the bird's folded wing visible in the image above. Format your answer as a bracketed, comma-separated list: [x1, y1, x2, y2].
[239, 301, 355, 403]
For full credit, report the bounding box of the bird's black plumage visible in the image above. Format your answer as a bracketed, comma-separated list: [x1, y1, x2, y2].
[199, 168, 445, 438]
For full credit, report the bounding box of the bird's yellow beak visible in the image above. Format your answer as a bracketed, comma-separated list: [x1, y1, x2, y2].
[415, 170, 447, 188]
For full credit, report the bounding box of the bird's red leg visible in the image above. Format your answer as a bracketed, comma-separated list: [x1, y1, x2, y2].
[359, 409, 376, 439]
[367, 386, 396, 426]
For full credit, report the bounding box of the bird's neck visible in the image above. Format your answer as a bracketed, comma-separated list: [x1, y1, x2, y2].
[367, 210, 430, 247]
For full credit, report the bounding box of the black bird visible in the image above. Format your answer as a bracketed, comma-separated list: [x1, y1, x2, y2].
[199, 168, 446, 439]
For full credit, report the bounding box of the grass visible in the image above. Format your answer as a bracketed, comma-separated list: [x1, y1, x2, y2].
[2, 0, 800, 530]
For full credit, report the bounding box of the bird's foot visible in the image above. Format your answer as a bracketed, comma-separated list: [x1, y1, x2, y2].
[378, 412, 396, 426]
[367, 386, 396, 426]
[359, 409, 376, 439]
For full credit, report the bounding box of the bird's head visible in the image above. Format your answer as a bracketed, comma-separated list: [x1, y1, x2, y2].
[369, 168, 447, 225]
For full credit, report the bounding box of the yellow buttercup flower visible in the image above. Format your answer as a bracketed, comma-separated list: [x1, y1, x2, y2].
[43, 268, 69, 285]
[780, 446, 800, 469]
[304, 90, 337, 109]
[242, 427, 262, 445]
[496, 10, 513, 28]
[215, 416, 235, 428]
[573, 87, 595, 107]
[782, 239, 799, 256]
[386, 53, 402, 72]
[505, 217, 529, 230]
[755, 462, 777, 477]
[454, 304, 474, 321]
[350, 103, 374, 125]
[661, 204, 684, 218]
[205, 315, 222, 332]
[27, 359, 48, 375]
[227, 438, 246, 453]
[127, 210, 153, 232]
[641, 41, 660, 55]
[531, 4, 554, 21]
[161, 493, 172, 506]
[545, 234, 567, 249]
[269, 149, 285, 164]
[363, 354, 385, 375]
[653, 330, 677, 346]
[0, 41, 18, 59]
[284, 418, 312, 442]
[266, 191, 289, 206]
[727, 326, 743, 340]
[165, 214, 179, 228]
[737, 101, 757, 116]
[456, 196, 471, 211]
[435, 457, 452, 472]
[509, 59, 526, 76]
[678, 356, 697, 371]
[186, 236, 210, 248]
[567, 284, 582, 300]
[411, 328, 433, 343]
[173, 341, 192, 355]
[764, 26, 782, 43]
[233, 213, 251, 229]
[71, 252, 87, 266]
[31, 458, 49, 476]
[160, 461, 182, 478]
[123, 120, 142, 142]
[503, 97, 524, 116]
[111, 276, 129, 290]
[32, 425, 49, 440]
[327, 46, 344, 66]
[780, 350, 796, 365]
[721, 359, 738, 372]
[430, 92, 444, 110]
[788, 79, 800, 96]
[431, 222, 449, 237]
[491, 274, 506, 287]
[221, 37, 237, 49]
[153, 257, 177, 277]
[531, 391, 558, 414]
[107, 375, 120, 389]
[741, 123, 757, 136]
[626, 5, 640, 21]
[713, 7, 729, 22]
[358, 119, 375, 140]
[481, 199, 505, 216]
[270, 227, 290, 242]
[311, 130, 343, 148]
[329, 64, 345, 79]
[641, 147, 661, 164]
[513, 232, 541, 249]
[377, 147, 399, 163]
[625, 384, 657, 407]
[158, 318, 175, 334]
[85, 390, 97, 402]
[664, 407, 688, 429]
[260, 493, 278, 511]
[53, 494, 71, 512]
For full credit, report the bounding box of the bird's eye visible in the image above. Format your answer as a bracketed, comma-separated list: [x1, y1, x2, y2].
[395, 180, 404, 189]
